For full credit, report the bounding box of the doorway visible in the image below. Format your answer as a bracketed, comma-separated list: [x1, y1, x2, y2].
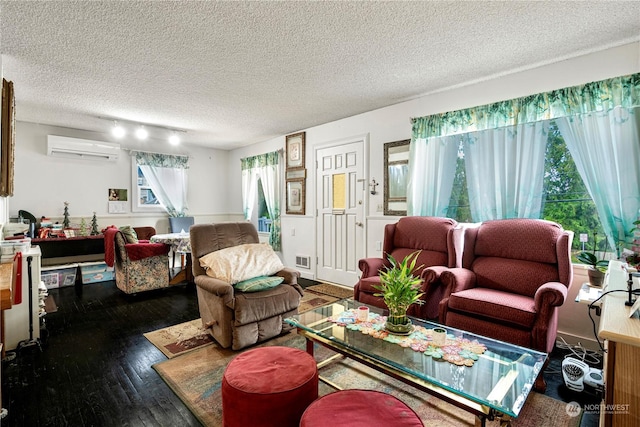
[315, 138, 365, 286]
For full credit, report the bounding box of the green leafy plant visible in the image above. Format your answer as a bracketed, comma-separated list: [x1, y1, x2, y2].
[576, 231, 609, 273]
[372, 251, 424, 326]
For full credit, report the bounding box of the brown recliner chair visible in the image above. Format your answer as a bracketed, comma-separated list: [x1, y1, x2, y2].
[190, 222, 303, 350]
[353, 216, 458, 320]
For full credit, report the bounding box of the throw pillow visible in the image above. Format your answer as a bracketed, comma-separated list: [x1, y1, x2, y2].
[199, 243, 284, 284]
[234, 275, 284, 293]
[119, 225, 139, 244]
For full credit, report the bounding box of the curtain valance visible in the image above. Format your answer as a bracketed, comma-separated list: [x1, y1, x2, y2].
[134, 151, 190, 169]
[241, 151, 280, 170]
[411, 73, 640, 139]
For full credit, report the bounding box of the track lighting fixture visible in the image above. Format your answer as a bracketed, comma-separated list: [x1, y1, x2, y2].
[100, 117, 186, 145]
[168, 132, 180, 145]
[112, 121, 126, 138]
[135, 126, 148, 140]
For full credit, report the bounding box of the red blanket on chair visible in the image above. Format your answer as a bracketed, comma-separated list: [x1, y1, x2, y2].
[104, 227, 169, 267]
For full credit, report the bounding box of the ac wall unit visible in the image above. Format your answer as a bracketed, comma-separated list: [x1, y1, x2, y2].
[47, 135, 120, 161]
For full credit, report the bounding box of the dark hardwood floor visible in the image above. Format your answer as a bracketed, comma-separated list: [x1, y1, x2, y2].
[1, 278, 600, 427]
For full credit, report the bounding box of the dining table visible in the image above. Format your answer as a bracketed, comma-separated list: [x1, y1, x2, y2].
[149, 232, 193, 284]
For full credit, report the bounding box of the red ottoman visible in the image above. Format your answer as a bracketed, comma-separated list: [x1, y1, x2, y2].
[222, 346, 318, 427]
[300, 389, 424, 427]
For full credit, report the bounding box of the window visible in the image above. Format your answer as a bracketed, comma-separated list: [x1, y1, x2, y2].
[445, 121, 607, 253]
[131, 162, 164, 212]
[256, 178, 272, 232]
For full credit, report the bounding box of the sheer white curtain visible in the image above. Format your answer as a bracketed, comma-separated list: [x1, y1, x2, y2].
[136, 152, 189, 217]
[241, 168, 257, 221]
[254, 161, 281, 250]
[139, 165, 188, 215]
[556, 107, 640, 251]
[464, 121, 548, 220]
[240, 151, 282, 250]
[407, 135, 459, 216]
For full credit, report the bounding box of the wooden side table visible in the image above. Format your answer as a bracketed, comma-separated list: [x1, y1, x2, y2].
[598, 294, 640, 426]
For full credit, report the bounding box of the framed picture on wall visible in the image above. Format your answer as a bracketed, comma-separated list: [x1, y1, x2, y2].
[286, 132, 305, 170]
[1, 78, 16, 197]
[286, 179, 305, 215]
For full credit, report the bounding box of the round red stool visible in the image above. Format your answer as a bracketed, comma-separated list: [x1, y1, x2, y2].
[222, 346, 318, 427]
[300, 389, 424, 427]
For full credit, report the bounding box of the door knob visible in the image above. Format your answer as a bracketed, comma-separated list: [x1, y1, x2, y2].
[356, 222, 363, 227]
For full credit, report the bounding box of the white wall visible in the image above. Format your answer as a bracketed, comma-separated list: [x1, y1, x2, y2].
[229, 42, 640, 345]
[10, 122, 233, 232]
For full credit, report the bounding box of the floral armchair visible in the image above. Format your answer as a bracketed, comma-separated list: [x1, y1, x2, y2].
[353, 216, 458, 320]
[104, 226, 170, 294]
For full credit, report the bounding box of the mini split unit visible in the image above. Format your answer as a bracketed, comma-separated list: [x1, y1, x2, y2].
[47, 135, 120, 161]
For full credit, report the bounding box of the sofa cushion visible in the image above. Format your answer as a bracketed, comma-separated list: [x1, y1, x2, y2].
[232, 284, 300, 326]
[119, 225, 139, 244]
[472, 257, 559, 297]
[448, 287, 536, 328]
[234, 275, 284, 293]
[199, 243, 284, 284]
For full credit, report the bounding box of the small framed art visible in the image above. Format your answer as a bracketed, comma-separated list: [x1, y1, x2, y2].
[286, 132, 305, 170]
[286, 179, 305, 215]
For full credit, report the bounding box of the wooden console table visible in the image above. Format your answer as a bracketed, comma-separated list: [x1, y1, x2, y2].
[598, 294, 640, 427]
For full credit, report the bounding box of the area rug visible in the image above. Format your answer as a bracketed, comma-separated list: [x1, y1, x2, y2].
[144, 319, 214, 359]
[306, 282, 353, 299]
[153, 332, 581, 427]
[145, 283, 351, 358]
[299, 289, 340, 313]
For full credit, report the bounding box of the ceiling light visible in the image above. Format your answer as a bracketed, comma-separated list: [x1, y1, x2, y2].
[135, 126, 148, 140]
[168, 132, 180, 145]
[112, 121, 126, 138]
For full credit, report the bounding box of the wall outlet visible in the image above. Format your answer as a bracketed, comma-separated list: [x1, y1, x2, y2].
[377, 204, 383, 212]
[291, 227, 295, 236]
[376, 241, 382, 251]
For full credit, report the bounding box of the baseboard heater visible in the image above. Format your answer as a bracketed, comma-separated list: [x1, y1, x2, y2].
[295, 255, 311, 269]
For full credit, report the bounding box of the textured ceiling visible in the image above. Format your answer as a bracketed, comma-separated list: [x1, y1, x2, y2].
[1, 1, 639, 150]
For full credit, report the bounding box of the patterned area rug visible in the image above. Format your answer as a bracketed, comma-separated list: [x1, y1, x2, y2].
[144, 319, 214, 359]
[153, 332, 581, 427]
[145, 283, 352, 358]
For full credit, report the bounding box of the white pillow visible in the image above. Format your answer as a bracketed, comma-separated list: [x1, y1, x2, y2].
[199, 243, 285, 284]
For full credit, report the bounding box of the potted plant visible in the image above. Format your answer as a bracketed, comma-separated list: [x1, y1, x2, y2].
[577, 232, 609, 287]
[372, 251, 424, 334]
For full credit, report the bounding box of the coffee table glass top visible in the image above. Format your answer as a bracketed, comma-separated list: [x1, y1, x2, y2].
[286, 298, 547, 418]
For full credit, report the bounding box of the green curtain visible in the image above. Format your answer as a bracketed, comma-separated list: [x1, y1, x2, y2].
[411, 73, 640, 140]
[557, 107, 640, 254]
[240, 151, 282, 251]
[409, 72, 640, 248]
[134, 151, 190, 217]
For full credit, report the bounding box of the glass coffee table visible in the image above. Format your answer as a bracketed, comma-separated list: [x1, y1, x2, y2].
[285, 299, 546, 426]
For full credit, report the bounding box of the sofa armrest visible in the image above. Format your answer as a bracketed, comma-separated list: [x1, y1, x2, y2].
[358, 258, 390, 278]
[440, 268, 477, 294]
[275, 267, 301, 286]
[420, 266, 450, 291]
[534, 282, 568, 311]
[194, 274, 234, 301]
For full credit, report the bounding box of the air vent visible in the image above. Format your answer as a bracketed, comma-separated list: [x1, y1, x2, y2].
[295, 255, 311, 269]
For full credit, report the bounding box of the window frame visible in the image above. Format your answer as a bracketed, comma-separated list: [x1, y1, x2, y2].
[131, 161, 165, 213]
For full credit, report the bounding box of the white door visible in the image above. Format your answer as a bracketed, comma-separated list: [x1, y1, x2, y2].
[315, 140, 365, 286]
